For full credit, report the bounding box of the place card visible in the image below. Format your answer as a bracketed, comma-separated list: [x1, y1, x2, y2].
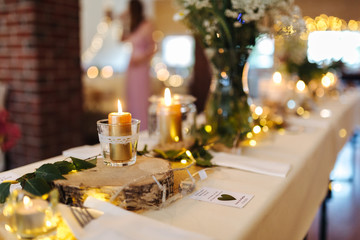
[190, 187, 254, 208]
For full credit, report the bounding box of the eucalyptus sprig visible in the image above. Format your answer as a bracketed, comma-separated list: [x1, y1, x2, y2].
[0, 157, 97, 203]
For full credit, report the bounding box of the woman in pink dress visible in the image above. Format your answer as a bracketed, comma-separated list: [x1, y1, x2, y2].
[122, 0, 155, 130]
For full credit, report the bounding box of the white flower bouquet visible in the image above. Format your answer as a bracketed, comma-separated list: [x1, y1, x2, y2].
[174, 0, 304, 49]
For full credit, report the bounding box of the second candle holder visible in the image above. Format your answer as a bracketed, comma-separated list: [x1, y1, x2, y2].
[148, 89, 197, 148]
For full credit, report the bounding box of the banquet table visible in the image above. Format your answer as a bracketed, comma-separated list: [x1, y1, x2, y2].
[0, 88, 359, 240]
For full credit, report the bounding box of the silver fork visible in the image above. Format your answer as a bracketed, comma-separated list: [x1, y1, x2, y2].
[70, 205, 95, 228]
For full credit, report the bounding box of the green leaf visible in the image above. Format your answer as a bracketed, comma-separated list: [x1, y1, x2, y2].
[35, 164, 66, 181]
[194, 157, 213, 167]
[71, 157, 96, 171]
[153, 149, 187, 161]
[137, 145, 150, 156]
[0, 182, 11, 203]
[218, 194, 236, 201]
[23, 177, 52, 196]
[153, 149, 167, 159]
[53, 161, 76, 175]
[16, 172, 36, 188]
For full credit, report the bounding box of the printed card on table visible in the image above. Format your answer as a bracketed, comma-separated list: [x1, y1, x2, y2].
[190, 187, 254, 208]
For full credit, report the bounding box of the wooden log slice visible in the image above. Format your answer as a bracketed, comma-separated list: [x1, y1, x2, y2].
[54, 156, 174, 210]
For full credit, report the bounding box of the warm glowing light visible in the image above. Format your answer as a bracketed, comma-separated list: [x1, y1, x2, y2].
[157, 68, 170, 81]
[254, 106, 263, 116]
[278, 128, 285, 135]
[253, 125, 261, 134]
[46, 221, 52, 227]
[87, 66, 99, 79]
[259, 118, 267, 126]
[101, 66, 113, 78]
[221, 72, 227, 78]
[249, 140, 257, 147]
[297, 107, 305, 116]
[316, 19, 328, 31]
[246, 132, 253, 138]
[117, 99, 122, 113]
[155, 62, 167, 72]
[303, 111, 311, 119]
[204, 125, 212, 133]
[164, 88, 172, 106]
[168, 74, 184, 87]
[326, 72, 336, 85]
[272, 72, 282, 84]
[91, 37, 103, 51]
[274, 116, 284, 125]
[316, 88, 325, 98]
[23, 196, 32, 208]
[4, 224, 11, 232]
[320, 109, 332, 118]
[348, 20, 359, 31]
[174, 136, 180, 142]
[296, 80, 306, 92]
[185, 150, 195, 161]
[339, 128, 347, 138]
[262, 126, 269, 132]
[321, 75, 331, 88]
[152, 30, 164, 42]
[180, 159, 187, 164]
[252, 113, 259, 120]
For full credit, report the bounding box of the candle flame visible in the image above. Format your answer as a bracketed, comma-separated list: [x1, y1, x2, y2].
[164, 88, 172, 106]
[117, 99, 123, 113]
[23, 196, 33, 208]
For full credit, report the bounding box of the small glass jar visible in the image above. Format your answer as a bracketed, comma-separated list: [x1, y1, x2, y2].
[148, 94, 197, 147]
[3, 189, 60, 240]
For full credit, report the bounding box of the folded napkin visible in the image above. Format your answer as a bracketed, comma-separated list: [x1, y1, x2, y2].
[81, 197, 213, 240]
[211, 152, 291, 178]
[62, 145, 101, 159]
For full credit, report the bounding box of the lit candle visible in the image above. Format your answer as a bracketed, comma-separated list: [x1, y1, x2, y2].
[14, 196, 48, 235]
[108, 99, 132, 161]
[159, 88, 182, 145]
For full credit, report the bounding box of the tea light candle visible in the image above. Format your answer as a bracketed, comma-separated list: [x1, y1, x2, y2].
[108, 99, 132, 161]
[159, 88, 182, 145]
[14, 196, 48, 234]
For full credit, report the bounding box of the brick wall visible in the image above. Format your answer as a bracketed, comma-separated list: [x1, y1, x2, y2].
[0, 0, 83, 169]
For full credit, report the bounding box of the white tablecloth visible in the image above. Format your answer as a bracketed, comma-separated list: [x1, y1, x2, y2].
[1, 89, 359, 240]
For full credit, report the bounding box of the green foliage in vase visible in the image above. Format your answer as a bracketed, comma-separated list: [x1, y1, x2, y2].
[0, 157, 97, 203]
[204, 48, 253, 147]
[174, 0, 305, 147]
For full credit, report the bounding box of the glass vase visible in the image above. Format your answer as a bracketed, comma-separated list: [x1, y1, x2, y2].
[204, 48, 253, 148]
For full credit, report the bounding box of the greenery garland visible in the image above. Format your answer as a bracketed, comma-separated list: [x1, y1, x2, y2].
[0, 157, 97, 203]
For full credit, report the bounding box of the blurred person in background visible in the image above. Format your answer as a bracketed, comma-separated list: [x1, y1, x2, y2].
[121, 0, 156, 130]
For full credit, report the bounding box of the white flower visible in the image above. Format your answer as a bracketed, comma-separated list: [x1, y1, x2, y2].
[234, 21, 242, 27]
[225, 9, 239, 19]
[173, 9, 190, 21]
[196, 0, 211, 9]
[182, 0, 196, 7]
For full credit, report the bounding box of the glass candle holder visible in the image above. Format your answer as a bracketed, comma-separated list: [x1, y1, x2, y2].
[148, 94, 197, 147]
[3, 189, 60, 240]
[97, 118, 140, 167]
